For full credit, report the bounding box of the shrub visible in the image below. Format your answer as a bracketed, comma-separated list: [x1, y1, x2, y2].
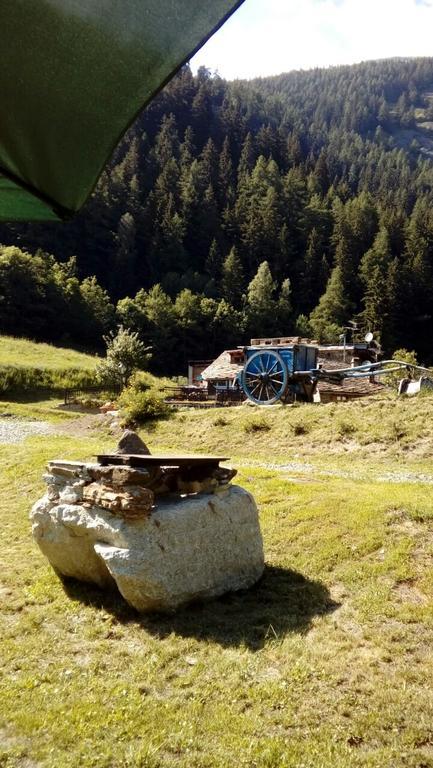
[118, 386, 170, 425]
[384, 348, 420, 388]
[125, 370, 154, 393]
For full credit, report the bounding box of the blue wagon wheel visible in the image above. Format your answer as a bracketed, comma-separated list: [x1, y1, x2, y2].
[242, 350, 288, 405]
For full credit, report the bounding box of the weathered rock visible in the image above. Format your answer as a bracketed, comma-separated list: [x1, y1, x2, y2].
[88, 465, 153, 487]
[100, 401, 117, 413]
[212, 467, 237, 484]
[59, 483, 84, 504]
[47, 460, 91, 481]
[116, 430, 150, 455]
[31, 486, 264, 612]
[82, 483, 154, 518]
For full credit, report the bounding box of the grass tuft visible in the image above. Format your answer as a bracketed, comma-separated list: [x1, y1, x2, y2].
[213, 414, 228, 427]
[242, 415, 272, 434]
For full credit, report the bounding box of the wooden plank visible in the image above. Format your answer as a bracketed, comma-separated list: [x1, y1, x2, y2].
[96, 454, 229, 468]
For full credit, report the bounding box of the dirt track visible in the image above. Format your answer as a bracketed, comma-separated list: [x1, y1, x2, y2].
[0, 416, 54, 444]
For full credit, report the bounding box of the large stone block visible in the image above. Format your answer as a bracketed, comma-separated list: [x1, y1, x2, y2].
[31, 486, 264, 612]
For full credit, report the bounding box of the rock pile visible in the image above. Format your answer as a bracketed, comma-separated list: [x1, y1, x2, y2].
[44, 460, 155, 520]
[43, 457, 238, 521]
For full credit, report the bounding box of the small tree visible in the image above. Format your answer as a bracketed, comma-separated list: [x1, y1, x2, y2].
[384, 348, 419, 388]
[96, 326, 151, 387]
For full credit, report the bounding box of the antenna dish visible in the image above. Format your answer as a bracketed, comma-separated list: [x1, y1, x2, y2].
[365, 332, 373, 343]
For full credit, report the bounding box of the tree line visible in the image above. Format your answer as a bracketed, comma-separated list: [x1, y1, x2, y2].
[2, 57, 433, 368]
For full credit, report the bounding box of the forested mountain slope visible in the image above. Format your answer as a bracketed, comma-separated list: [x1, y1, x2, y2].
[2, 58, 433, 370]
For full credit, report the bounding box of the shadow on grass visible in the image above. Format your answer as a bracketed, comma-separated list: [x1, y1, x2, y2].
[0, 390, 61, 404]
[62, 565, 339, 650]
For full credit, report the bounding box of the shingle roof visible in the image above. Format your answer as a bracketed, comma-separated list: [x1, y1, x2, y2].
[200, 351, 244, 381]
[318, 377, 385, 398]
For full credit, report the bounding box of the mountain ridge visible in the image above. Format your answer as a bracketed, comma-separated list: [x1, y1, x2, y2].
[1, 57, 433, 370]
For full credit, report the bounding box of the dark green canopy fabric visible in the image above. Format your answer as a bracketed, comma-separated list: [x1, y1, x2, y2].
[0, 0, 244, 222]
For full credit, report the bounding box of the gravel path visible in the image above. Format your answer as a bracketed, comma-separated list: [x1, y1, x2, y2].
[239, 459, 433, 485]
[0, 416, 55, 444]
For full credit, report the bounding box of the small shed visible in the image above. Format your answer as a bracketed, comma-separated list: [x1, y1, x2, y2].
[187, 360, 213, 387]
[200, 349, 245, 395]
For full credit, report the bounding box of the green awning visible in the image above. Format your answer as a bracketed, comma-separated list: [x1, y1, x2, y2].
[1, 1, 244, 222]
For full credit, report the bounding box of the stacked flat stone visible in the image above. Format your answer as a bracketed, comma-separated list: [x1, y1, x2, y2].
[44, 460, 238, 521]
[84, 465, 154, 519]
[45, 461, 154, 520]
[43, 461, 89, 505]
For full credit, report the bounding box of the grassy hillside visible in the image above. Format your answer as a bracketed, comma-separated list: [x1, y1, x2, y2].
[0, 335, 99, 395]
[143, 391, 433, 469]
[0, 335, 98, 370]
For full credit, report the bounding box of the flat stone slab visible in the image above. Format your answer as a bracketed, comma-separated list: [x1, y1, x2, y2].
[31, 486, 264, 612]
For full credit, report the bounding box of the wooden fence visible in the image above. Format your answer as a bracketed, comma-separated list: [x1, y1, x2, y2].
[63, 383, 121, 405]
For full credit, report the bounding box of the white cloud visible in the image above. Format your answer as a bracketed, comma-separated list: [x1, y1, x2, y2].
[192, 0, 433, 79]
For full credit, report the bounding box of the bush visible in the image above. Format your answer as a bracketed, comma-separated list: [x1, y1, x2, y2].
[118, 386, 171, 425]
[125, 370, 155, 393]
[384, 348, 420, 388]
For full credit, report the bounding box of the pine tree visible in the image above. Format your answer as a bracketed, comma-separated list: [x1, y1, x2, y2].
[309, 265, 346, 341]
[237, 133, 256, 185]
[154, 114, 180, 170]
[206, 238, 222, 280]
[179, 126, 196, 173]
[113, 212, 136, 299]
[200, 138, 218, 189]
[359, 227, 393, 339]
[300, 227, 330, 313]
[218, 136, 234, 204]
[276, 277, 293, 332]
[221, 247, 245, 307]
[246, 261, 278, 336]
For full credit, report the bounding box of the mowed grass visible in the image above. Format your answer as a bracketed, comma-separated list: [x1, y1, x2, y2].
[2, 395, 433, 767]
[0, 336, 98, 371]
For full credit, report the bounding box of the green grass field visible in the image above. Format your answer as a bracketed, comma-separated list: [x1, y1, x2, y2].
[1, 391, 433, 767]
[0, 336, 98, 370]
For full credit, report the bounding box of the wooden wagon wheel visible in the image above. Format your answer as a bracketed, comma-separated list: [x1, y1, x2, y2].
[242, 350, 288, 405]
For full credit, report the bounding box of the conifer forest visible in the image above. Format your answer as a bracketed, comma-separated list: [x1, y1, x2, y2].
[2, 57, 433, 372]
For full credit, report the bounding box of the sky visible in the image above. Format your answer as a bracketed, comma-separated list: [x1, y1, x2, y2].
[191, 0, 433, 80]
